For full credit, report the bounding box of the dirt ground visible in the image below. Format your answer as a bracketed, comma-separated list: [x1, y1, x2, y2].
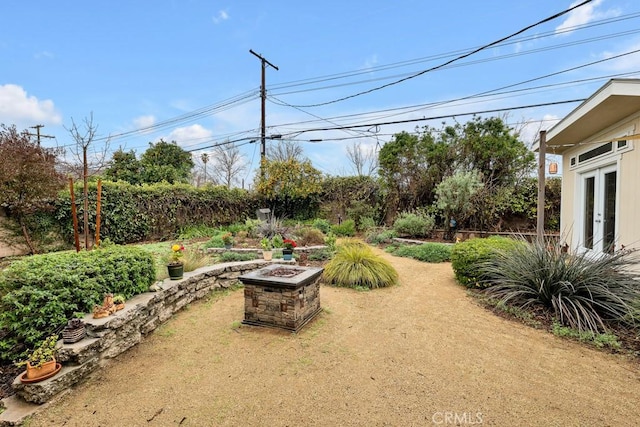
[28, 248, 640, 427]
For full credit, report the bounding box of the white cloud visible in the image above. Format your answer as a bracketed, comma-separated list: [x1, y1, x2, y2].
[34, 51, 54, 60]
[166, 124, 213, 146]
[212, 10, 230, 24]
[133, 115, 156, 130]
[0, 84, 62, 126]
[555, 0, 620, 36]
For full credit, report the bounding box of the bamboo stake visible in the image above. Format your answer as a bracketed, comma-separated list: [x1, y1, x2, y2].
[69, 178, 80, 252]
[95, 179, 102, 248]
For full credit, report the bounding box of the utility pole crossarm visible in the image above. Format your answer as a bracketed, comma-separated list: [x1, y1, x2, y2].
[26, 124, 55, 146]
[249, 49, 278, 175]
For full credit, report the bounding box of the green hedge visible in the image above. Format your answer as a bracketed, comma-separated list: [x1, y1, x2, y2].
[450, 236, 524, 288]
[55, 181, 259, 244]
[0, 245, 156, 363]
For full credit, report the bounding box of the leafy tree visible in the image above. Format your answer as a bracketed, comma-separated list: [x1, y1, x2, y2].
[435, 170, 483, 227]
[0, 124, 64, 253]
[140, 139, 194, 184]
[105, 148, 142, 184]
[378, 129, 453, 219]
[452, 116, 535, 188]
[256, 158, 323, 218]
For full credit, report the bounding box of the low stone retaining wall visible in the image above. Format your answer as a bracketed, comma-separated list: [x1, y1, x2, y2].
[10, 259, 277, 407]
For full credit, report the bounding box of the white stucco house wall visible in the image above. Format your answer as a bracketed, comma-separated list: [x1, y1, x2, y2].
[543, 79, 640, 256]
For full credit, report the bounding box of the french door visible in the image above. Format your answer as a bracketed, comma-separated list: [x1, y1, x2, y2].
[580, 164, 617, 255]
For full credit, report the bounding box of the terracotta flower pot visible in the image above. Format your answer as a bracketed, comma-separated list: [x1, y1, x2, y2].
[26, 359, 57, 380]
[263, 250, 273, 261]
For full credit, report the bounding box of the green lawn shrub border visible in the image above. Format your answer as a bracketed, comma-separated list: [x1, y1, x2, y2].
[0, 245, 156, 363]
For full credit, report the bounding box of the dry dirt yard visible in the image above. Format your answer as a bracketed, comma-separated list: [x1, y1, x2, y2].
[28, 248, 640, 426]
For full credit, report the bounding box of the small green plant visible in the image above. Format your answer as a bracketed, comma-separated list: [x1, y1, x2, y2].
[113, 294, 126, 305]
[169, 243, 185, 265]
[324, 232, 337, 252]
[178, 225, 220, 239]
[323, 241, 398, 289]
[551, 322, 621, 349]
[390, 243, 452, 263]
[272, 234, 284, 249]
[260, 237, 272, 250]
[308, 249, 334, 261]
[18, 335, 58, 368]
[218, 252, 257, 262]
[331, 219, 356, 237]
[392, 211, 435, 238]
[221, 232, 233, 246]
[243, 218, 262, 238]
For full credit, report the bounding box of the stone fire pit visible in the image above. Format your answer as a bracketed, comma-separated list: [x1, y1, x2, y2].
[239, 264, 323, 332]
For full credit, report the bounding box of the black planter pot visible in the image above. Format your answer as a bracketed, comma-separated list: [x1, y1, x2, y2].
[167, 263, 184, 280]
[282, 248, 294, 261]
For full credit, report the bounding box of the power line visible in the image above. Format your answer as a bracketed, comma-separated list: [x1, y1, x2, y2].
[268, 11, 640, 93]
[281, 0, 594, 108]
[278, 99, 585, 137]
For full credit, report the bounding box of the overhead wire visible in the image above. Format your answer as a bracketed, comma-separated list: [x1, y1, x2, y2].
[277, 0, 595, 108]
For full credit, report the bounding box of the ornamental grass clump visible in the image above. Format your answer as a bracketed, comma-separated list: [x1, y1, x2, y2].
[323, 241, 398, 289]
[481, 239, 640, 334]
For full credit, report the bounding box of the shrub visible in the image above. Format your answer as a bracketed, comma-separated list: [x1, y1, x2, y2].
[323, 241, 398, 289]
[258, 216, 288, 239]
[481, 240, 640, 333]
[312, 218, 331, 234]
[391, 243, 452, 263]
[450, 236, 523, 288]
[178, 225, 220, 239]
[392, 211, 435, 238]
[308, 249, 334, 261]
[331, 219, 356, 237]
[357, 216, 376, 232]
[324, 233, 337, 252]
[203, 232, 227, 249]
[366, 229, 397, 245]
[294, 227, 326, 247]
[218, 252, 257, 262]
[0, 245, 155, 363]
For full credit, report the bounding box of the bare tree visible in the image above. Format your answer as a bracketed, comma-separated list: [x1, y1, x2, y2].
[267, 140, 304, 162]
[65, 114, 110, 250]
[211, 142, 247, 188]
[191, 152, 218, 187]
[346, 141, 378, 176]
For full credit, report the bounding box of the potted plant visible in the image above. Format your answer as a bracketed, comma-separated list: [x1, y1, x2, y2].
[113, 294, 126, 311]
[167, 243, 185, 280]
[19, 335, 60, 382]
[282, 239, 297, 261]
[261, 237, 273, 261]
[62, 318, 85, 344]
[221, 232, 234, 249]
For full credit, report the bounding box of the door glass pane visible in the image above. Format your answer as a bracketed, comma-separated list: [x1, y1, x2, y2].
[584, 177, 595, 250]
[603, 171, 617, 254]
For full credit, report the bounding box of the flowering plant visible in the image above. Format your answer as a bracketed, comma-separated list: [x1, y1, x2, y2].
[283, 239, 297, 250]
[221, 232, 233, 245]
[170, 244, 185, 264]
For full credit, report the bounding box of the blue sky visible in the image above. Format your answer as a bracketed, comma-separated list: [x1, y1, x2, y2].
[2, 1, 639, 182]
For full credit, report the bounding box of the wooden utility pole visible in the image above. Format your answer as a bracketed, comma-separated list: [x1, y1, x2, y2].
[27, 124, 54, 146]
[249, 49, 278, 175]
[537, 130, 547, 242]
